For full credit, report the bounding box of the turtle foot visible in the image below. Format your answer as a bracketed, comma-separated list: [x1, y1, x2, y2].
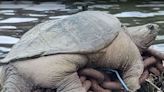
[1, 65, 33, 92]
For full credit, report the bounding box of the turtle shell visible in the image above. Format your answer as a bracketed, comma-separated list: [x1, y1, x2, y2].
[1, 11, 123, 63]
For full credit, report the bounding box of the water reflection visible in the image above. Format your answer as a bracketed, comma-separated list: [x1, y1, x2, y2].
[0, 26, 17, 29]
[136, 4, 164, 8]
[151, 44, 164, 53]
[28, 14, 47, 17]
[24, 2, 70, 11]
[0, 36, 19, 44]
[88, 4, 119, 9]
[0, 18, 38, 23]
[0, 47, 11, 52]
[114, 11, 164, 18]
[0, 10, 15, 13]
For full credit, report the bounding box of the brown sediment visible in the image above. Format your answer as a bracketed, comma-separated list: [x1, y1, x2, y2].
[79, 68, 105, 83]
[148, 67, 160, 76]
[139, 70, 149, 84]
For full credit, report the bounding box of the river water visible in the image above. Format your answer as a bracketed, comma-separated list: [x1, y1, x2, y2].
[0, 1, 164, 59]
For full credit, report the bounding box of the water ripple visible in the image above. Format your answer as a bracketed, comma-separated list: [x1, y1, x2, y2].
[114, 11, 164, 18]
[0, 36, 19, 44]
[0, 17, 38, 23]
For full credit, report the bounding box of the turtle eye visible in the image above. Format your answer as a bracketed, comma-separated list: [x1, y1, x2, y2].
[147, 24, 154, 30]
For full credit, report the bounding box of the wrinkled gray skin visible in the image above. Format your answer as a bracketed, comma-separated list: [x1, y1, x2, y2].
[35, 22, 159, 92]
[127, 24, 159, 53]
[0, 14, 159, 92]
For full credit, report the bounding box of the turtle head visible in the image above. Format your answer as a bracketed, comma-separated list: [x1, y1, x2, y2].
[126, 23, 159, 52]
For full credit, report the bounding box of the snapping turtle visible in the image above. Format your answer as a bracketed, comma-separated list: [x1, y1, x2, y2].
[0, 11, 159, 92]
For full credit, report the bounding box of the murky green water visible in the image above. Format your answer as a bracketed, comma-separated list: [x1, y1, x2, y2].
[0, 0, 164, 59]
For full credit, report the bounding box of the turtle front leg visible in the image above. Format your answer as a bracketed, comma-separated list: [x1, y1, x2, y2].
[56, 72, 86, 92]
[1, 65, 33, 92]
[31, 73, 86, 92]
[123, 59, 144, 92]
[32, 72, 86, 92]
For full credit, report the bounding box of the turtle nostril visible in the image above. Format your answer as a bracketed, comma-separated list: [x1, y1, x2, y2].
[146, 24, 159, 34]
[147, 24, 154, 30]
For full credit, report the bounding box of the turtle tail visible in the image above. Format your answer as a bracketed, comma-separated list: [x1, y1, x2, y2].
[0, 65, 33, 92]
